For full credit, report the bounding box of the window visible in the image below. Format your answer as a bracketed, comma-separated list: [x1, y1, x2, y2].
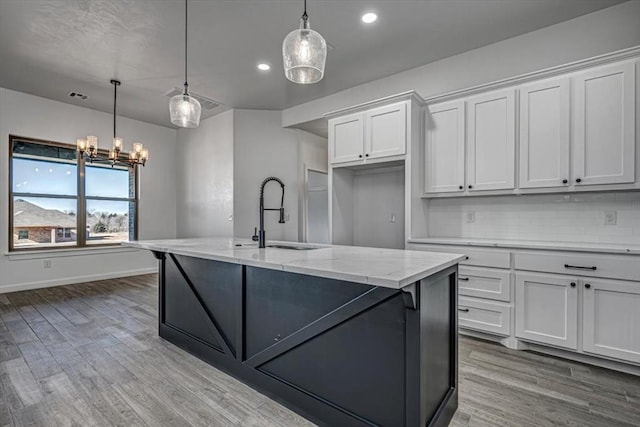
[9, 136, 138, 251]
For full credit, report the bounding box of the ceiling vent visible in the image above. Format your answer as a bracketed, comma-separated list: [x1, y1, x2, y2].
[163, 88, 221, 111]
[68, 91, 88, 100]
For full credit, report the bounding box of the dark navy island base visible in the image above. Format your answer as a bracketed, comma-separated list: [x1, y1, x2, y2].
[152, 251, 458, 427]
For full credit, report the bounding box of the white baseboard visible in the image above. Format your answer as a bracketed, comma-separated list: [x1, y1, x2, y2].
[0, 268, 157, 294]
[460, 328, 640, 376]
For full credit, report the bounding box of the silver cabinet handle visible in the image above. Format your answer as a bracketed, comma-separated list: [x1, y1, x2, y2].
[458, 277, 470, 281]
[458, 308, 469, 313]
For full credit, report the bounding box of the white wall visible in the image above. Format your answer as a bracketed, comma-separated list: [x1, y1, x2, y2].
[176, 110, 234, 238]
[353, 167, 405, 250]
[0, 88, 177, 292]
[282, 1, 640, 127]
[233, 110, 300, 241]
[426, 193, 640, 245]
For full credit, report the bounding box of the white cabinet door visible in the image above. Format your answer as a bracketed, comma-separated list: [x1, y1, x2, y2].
[467, 89, 515, 191]
[583, 278, 640, 364]
[573, 62, 636, 185]
[364, 101, 407, 160]
[328, 113, 364, 164]
[515, 273, 578, 350]
[424, 100, 465, 193]
[519, 78, 570, 189]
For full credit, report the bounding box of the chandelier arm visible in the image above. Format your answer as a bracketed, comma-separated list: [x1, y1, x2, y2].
[113, 81, 117, 140]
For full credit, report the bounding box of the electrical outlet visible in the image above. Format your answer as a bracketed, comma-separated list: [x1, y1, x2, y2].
[389, 214, 396, 223]
[604, 211, 617, 225]
[43, 259, 52, 268]
[465, 212, 475, 223]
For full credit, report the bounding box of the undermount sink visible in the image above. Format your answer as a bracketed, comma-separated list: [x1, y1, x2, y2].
[267, 244, 320, 250]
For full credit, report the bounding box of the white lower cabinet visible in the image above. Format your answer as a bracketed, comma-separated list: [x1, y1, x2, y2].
[458, 297, 511, 336]
[515, 272, 578, 350]
[583, 278, 640, 364]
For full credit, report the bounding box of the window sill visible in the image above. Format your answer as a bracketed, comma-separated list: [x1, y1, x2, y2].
[4, 245, 144, 261]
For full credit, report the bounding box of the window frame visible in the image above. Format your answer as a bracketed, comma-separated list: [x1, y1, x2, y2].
[8, 135, 139, 252]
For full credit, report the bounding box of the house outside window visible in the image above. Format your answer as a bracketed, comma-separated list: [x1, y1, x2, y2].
[9, 135, 138, 251]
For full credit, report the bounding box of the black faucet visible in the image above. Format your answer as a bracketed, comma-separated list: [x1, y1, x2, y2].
[253, 176, 285, 248]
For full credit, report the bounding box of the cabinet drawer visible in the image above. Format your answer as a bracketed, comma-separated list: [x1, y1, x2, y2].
[458, 297, 511, 336]
[409, 244, 510, 269]
[459, 266, 511, 302]
[514, 251, 640, 281]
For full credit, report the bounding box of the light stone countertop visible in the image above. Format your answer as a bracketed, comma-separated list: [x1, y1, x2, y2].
[123, 237, 465, 289]
[408, 237, 640, 255]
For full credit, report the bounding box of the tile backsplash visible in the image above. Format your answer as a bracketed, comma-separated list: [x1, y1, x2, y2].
[427, 192, 640, 244]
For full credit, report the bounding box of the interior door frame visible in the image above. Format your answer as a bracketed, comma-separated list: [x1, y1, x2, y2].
[302, 166, 329, 243]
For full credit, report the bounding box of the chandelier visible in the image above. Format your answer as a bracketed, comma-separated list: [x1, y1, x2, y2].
[77, 79, 148, 168]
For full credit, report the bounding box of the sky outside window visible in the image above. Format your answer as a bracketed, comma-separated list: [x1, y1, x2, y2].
[13, 158, 130, 212]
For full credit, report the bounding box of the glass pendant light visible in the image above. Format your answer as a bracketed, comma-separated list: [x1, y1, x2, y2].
[170, 0, 201, 128]
[282, 0, 327, 84]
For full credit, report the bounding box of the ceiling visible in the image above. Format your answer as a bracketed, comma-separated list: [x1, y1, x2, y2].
[0, 0, 627, 131]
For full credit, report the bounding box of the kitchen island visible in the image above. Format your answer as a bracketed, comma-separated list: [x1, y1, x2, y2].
[124, 238, 465, 427]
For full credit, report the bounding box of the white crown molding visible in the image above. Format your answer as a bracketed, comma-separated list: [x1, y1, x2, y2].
[425, 45, 640, 105]
[323, 90, 425, 118]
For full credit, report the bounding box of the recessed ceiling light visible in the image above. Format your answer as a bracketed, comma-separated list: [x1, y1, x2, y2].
[361, 12, 378, 24]
[257, 63, 271, 71]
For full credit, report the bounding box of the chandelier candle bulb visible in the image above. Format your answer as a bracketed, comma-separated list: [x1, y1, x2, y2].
[129, 151, 137, 160]
[113, 137, 123, 151]
[76, 138, 87, 151]
[141, 148, 149, 160]
[133, 142, 143, 153]
[109, 150, 116, 160]
[87, 136, 98, 150]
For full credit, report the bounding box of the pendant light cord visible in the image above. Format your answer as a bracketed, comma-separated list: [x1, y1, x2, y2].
[302, 0, 308, 21]
[184, 0, 189, 95]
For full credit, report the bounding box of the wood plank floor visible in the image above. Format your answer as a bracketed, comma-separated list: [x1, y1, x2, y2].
[1, 274, 639, 427]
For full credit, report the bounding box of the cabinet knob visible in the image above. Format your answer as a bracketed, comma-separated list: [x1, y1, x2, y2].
[562, 179, 568, 184]
[585, 283, 591, 289]
[576, 178, 582, 183]
[468, 185, 473, 189]
[365, 153, 369, 157]
[570, 282, 576, 288]
[358, 154, 362, 158]
[459, 185, 463, 190]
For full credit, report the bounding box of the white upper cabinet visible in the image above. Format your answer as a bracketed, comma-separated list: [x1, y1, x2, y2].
[424, 100, 465, 193]
[328, 100, 410, 166]
[519, 78, 571, 189]
[365, 101, 407, 160]
[466, 89, 515, 191]
[328, 113, 364, 164]
[572, 62, 636, 186]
